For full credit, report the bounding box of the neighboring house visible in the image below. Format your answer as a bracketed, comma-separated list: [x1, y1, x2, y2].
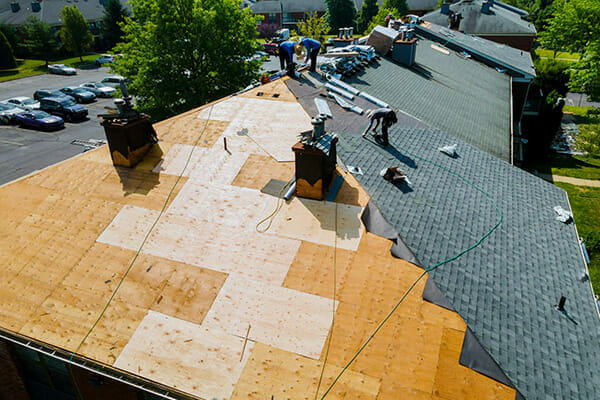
[248, 0, 439, 30]
[0, 0, 131, 44]
[0, 22, 598, 400]
[422, 0, 536, 51]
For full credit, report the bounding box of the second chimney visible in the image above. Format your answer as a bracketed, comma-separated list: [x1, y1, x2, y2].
[392, 37, 417, 67]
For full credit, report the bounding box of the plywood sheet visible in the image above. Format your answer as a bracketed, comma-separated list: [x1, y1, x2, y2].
[237, 79, 298, 102]
[433, 328, 516, 400]
[196, 97, 246, 122]
[80, 143, 174, 173]
[231, 153, 294, 191]
[98, 206, 301, 285]
[115, 311, 253, 400]
[166, 181, 272, 231]
[231, 343, 381, 400]
[161, 117, 229, 147]
[270, 197, 364, 251]
[202, 276, 337, 359]
[0, 181, 51, 233]
[333, 168, 370, 207]
[150, 262, 227, 325]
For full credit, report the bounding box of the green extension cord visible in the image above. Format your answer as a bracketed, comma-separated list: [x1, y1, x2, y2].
[318, 139, 503, 399]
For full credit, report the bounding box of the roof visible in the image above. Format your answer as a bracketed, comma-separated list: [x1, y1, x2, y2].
[0, 78, 522, 400]
[332, 124, 600, 400]
[416, 20, 536, 79]
[345, 37, 513, 162]
[353, 0, 439, 12]
[0, 0, 131, 26]
[422, 0, 536, 35]
[249, 0, 327, 14]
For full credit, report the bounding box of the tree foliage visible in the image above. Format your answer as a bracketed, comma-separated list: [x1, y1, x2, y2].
[22, 17, 59, 66]
[297, 12, 330, 44]
[60, 6, 94, 62]
[357, 0, 379, 34]
[324, 0, 356, 32]
[367, 7, 396, 34]
[577, 122, 600, 157]
[539, 0, 600, 101]
[101, 0, 130, 50]
[0, 25, 19, 56]
[383, 0, 408, 18]
[113, 0, 261, 121]
[534, 58, 570, 97]
[0, 29, 16, 69]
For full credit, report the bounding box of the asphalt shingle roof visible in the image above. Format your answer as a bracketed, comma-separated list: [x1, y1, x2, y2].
[333, 124, 600, 400]
[415, 21, 536, 79]
[422, 0, 536, 35]
[344, 38, 512, 162]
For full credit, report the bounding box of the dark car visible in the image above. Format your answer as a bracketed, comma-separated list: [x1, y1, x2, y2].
[60, 87, 96, 103]
[15, 110, 64, 131]
[33, 89, 75, 102]
[39, 97, 88, 122]
[261, 42, 279, 55]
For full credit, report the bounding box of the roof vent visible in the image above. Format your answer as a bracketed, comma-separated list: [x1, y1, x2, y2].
[31, 1, 41, 12]
[448, 11, 462, 30]
[556, 296, 566, 312]
[441, 2, 450, 14]
[482, 1, 492, 14]
[10, 2, 20, 12]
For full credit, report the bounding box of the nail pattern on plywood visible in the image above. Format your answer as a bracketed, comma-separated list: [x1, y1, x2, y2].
[115, 310, 254, 400]
[202, 276, 337, 360]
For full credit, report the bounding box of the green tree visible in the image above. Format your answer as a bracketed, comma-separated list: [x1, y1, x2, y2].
[22, 17, 59, 66]
[297, 12, 330, 44]
[357, 0, 379, 34]
[367, 7, 396, 33]
[60, 5, 94, 62]
[577, 123, 600, 157]
[383, 0, 408, 17]
[114, 0, 261, 121]
[0, 30, 16, 69]
[325, 0, 356, 32]
[0, 25, 19, 56]
[539, 0, 600, 101]
[101, 0, 130, 50]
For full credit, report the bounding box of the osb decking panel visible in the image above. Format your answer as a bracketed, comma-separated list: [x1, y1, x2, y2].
[231, 153, 294, 191]
[115, 311, 254, 400]
[159, 115, 229, 147]
[269, 197, 364, 251]
[237, 79, 298, 102]
[98, 205, 301, 285]
[203, 276, 337, 360]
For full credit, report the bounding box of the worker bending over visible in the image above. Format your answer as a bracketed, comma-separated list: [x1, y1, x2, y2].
[300, 38, 321, 72]
[362, 108, 398, 147]
[278, 40, 298, 77]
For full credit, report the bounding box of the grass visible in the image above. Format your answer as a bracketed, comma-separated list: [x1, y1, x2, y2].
[527, 155, 600, 180]
[534, 48, 581, 62]
[0, 54, 99, 82]
[556, 182, 600, 295]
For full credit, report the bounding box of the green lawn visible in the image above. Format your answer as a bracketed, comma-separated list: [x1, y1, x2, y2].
[527, 155, 600, 180]
[556, 182, 600, 295]
[534, 48, 582, 61]
[0, 54, 99, 82]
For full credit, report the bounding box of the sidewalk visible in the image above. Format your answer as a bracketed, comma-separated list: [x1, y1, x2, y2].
[538, 173, 600, 187]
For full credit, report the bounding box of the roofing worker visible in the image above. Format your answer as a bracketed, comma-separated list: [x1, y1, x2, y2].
[278, 40, 297, 77]
[300, 37, 321, 72]
[362, 108, 398, 147]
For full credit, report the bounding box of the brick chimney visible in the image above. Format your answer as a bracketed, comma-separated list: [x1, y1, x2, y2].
[392, 36, 417, 67]
[481, 1, 492, 14]
[448, 12, 462, 31]
[441, 2, 451, 14]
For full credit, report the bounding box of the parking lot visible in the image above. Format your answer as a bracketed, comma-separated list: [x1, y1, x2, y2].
[0, 67, 116, 185]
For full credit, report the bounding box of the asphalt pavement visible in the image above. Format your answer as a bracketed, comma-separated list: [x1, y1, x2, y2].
[0, 66, 116, 186]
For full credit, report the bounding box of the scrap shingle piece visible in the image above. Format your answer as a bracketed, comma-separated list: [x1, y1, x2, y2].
[115, 310, 253, 400]
[202, 276, 337, 360]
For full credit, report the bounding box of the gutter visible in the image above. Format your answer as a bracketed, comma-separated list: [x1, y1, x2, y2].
[509, 76, 514, 165]
[0, 328, 197, 400]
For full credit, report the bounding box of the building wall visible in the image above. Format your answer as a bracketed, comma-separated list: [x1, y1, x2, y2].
[0, 339, 30, 400]
[478, 34, 535, 52]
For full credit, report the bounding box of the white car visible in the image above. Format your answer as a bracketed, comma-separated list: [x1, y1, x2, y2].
[2, 97, 40, 111]
[80, 82, 117, 98]
[0, 103, 24, 124]
[95, 54, 116, 66]
[48, 64, 77, 75]
[101, 75, 127, 88]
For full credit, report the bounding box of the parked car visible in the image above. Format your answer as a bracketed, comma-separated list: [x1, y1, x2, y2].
[60, 87, 97, 103]
[95, 54, 116, 66]
[261, 42, 279, 55]
[0, 103, 24, 124]
[48, 64, 76, 75]
[100, 75, 127, 88]
[39, 97, 88, 122]
[2, 97, 40, 111]
[80, 82, 116, 98]
[15, 110, 64, 131]
[33, 89, 75, 102]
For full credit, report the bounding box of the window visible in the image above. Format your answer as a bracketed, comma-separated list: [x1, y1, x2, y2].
[282, 13, 293, 23]
[268, 13, 277, 24]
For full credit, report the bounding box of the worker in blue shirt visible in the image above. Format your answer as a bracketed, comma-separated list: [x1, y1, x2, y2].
[300, 38, 321, 72]
[278, 40, 297, 76]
